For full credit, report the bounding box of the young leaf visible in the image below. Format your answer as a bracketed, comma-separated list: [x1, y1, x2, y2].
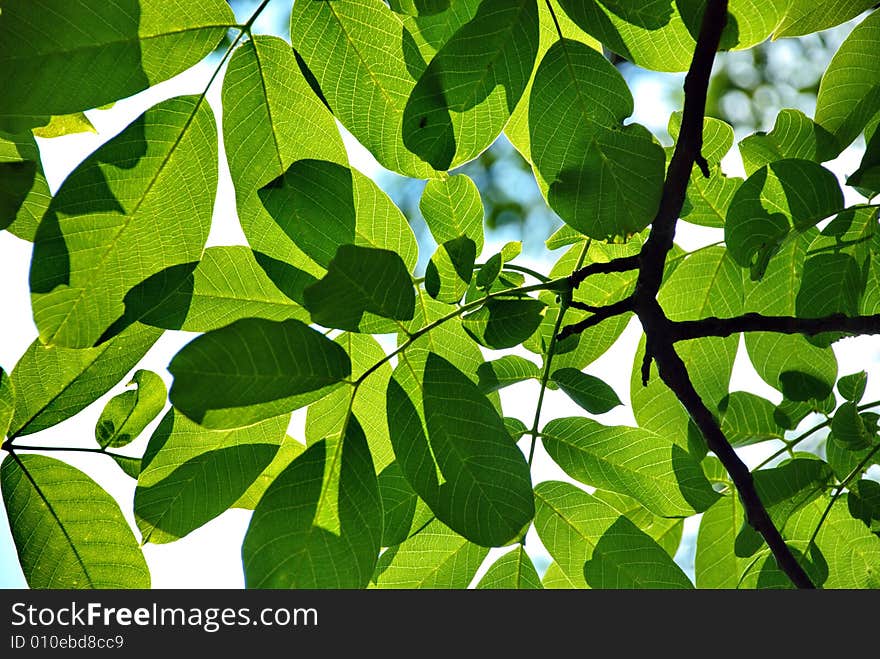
[425, 237, 477, 304]
[169, 318, 351, 429]
[541, 417, 720, 517]
[372, 519, 488, 589]
[476, 546, 543, 589]
[1, 454, 149, 588]
[477, 356, 541, 394]
[462, 299, 546, 350]
[551, 368, 621, 414]
[243, 418, 382, 588]
[838, 371, 868, 403]
[9, 324, 161, 438]
[775, 1, 877, 38]
[815, 10, 880, 153]
[420, 175, 485, 254]
[30, 96, 218, 348]
[95, 369, 166, 449]
[135, 410, 287, 544]
[387, 353, 534, 546]
[583, 517, 694, 589]
[303, 245, 415, 331]
[830, 402, 876, 450]
[0, 0, 234, 128]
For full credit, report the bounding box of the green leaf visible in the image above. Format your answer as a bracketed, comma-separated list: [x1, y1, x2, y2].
[719, 392, 785, 447]
[388, 0, 451, 15]
[135, 410, 287, 544]
[775, 1, 877, 37]
[401, 0, 540, 170]
[556, 1, 696, 72]
[425, 237, 477, 304]
[121, 246, 308, 334]
[476, 546, 543, 589]
[592, 489, 683, 557]
[742, 232, 838, 401]
[31, 112, 96, 139]
[504, 417, 529, 441]
[529, 39, 663, 240]
[695, 494, 752, 589]
[784, 497, 880, 588]
[839, 371, 868, 403]
[387, 353, 534, 546]
[739, 110, 837, 175]
[831, 402, 876, 450]
[533, 480, 639, 588]
[110, 454, 142, 480]
[826, 433, 878, 481]
[243, 417, 382, 588]
[376, 461, 433, 547]
[583, 516, 693, 589]
[1, 454, 149, 588]
[303, 245, 415, 331]
[258, 159, 419, 278]
[234, 436, 307, 511]
[462, 299, 546, 349]
[306, 333, 395, 472]
[848, 480, 880, 532]
[420, 175, 484, 254]
[9, 323, 160, 438]
[815, 10, 880, 153]
[736, 457, 834, 555]
[476, 254, 503, 290]
[542, 417, 719, 517]
[0, 130, 51, 236]
[477, 355, 541, 394]
[95, 369, 166, 449]
[169, 318, 351, 429]
[290, 0, 435, 177]
[222, 36, 347, 298]
[849, 125, 880, 197]
[0, 368, 14, 439]
[372, 519, 488, 588]
[30, 96, 217, 348]
[0, 0, 234, 128]
[550, 368, 621, 414]
[542, 561, 580, 588]
[725, 159, 843, 278]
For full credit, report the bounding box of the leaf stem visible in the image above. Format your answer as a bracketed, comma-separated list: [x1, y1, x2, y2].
[527, 240, 590, 469]
[807, 441, 880, 547]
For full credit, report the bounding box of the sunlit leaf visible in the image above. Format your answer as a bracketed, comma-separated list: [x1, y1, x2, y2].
[95, 369, 165, 449]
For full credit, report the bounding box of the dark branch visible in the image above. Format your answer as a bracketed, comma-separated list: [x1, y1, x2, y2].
[558, 296, 634, 340]
[568, 255, 640, 288]
[649, 338, 816, 589]
[672, 312, 880, 341]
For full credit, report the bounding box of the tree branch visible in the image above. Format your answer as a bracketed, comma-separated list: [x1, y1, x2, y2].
[568, 254, 640, 288]
[556, 296, 634, 340]
[556, 0, 816, 588]
[672, 312, 880, 341]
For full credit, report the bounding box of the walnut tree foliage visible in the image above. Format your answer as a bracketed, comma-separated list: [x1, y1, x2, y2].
[1, 0, 880, 590]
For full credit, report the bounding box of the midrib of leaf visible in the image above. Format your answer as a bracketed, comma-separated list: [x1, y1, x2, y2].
[0, 25, 238, 64]
[690, 178, 726, 223]
[544, 427, 678, 502]
[326, 3, 405, 116]
[10, 453, 95, 586]
[535, 489, 596, 548]
[593, 135, 645, 227]
[399, 352, 445, 486]
[399, 535, 471, 587]
[250, 40, 284, 173]
[45, 96, 210, 345]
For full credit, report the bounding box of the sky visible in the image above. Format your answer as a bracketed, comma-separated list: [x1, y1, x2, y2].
[1, 14, 877, 589]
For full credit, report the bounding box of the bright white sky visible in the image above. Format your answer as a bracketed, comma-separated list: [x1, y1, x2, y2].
[1, 43, 877, 589]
